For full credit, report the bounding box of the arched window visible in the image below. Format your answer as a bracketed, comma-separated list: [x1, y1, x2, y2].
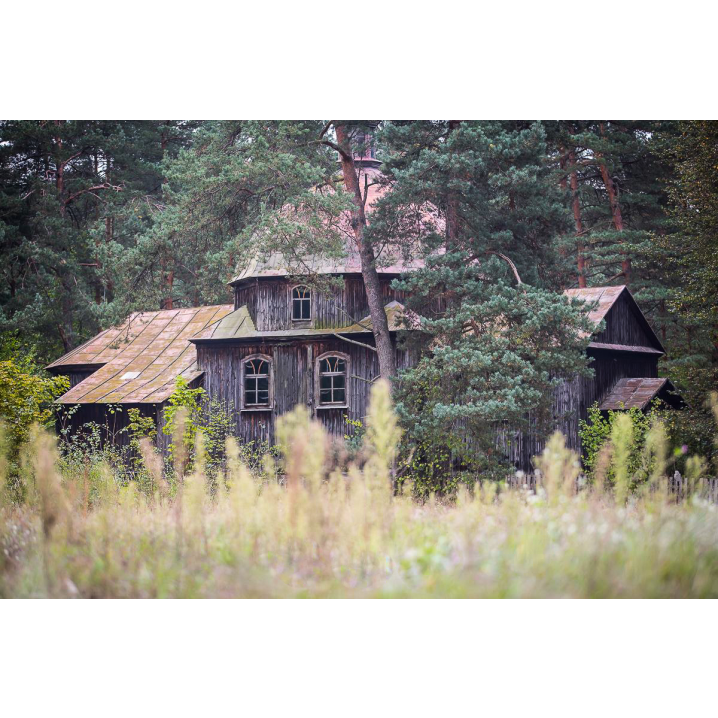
[316, 352, 350, 408]
[292, 285, 311, 321]
[242, 354, 272, 409]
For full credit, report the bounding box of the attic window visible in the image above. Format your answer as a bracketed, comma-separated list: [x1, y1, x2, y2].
[292, 285, 311, 321]
[121, 371, 140, 380]
[317, 353, 349, 408]
[243, 355, 272, 409]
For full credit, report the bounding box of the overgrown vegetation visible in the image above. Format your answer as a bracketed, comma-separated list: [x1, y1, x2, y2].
[579, 403, 653, 481]
[2, 382, 718, 599]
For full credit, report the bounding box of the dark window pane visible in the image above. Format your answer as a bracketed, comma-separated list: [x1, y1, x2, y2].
[320, 376, 331, 390]
[333, 375, 345, 389]
[293, 287, 310, 320]
[246, 359, 267, 375]
[257, 391, 269, 404]
[258, 377, 269, 391]
[335, 359, 346, 373]
[333, 388, 346, 403]
[320, 389, 331, 403]
[320, 359, 330, 373]
[246, 389, 257, 404]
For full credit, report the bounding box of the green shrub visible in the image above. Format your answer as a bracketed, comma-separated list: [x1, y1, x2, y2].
[163, 377, 206, 470]
[0, 358, 69, 454]
[579, 403, 653, 485]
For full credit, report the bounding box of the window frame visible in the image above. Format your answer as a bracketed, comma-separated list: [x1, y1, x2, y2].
[290, 284, 312, 323]
[241, 353, 273, 412]
[315, 351, 350, 410]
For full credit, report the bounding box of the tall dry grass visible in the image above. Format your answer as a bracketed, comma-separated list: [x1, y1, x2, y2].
[2, 382, 718, 598]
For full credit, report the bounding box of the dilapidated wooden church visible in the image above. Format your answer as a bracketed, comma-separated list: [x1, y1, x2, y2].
[48, 271, 683, 470]
[47, 158, 683, 469]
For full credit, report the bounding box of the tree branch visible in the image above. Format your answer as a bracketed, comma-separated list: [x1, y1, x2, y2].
[486, 251, 523, 285]
[320, 138, 353, 163]
[64, 183, 123, 206]
[332, 332, 377, 352]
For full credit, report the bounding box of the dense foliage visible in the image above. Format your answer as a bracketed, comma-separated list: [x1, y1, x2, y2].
[0, 119, 716, 476]
[0, 351, 68, 458]
[368, 122, 595, 477]
[579, 403, 653, 482]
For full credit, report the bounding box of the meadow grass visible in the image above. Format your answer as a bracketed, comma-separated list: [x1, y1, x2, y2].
[2, 383, 718, 599]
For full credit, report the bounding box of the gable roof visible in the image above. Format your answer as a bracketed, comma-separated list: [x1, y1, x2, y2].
[55, 305, 233, 404]
[563, 285, 665, 354]
[599, 378, 685, 411]
[191, 300, 409, 343]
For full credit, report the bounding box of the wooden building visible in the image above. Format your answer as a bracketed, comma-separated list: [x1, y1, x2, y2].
[499, 285, 684, 470]
[48, 271, 683, 470]
[47, 305, 234, 453]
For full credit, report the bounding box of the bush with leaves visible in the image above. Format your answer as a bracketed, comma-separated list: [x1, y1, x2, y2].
[0, 357, 68, 491]
[162, 377, 206, 471]
[203, 398, 237, 478]
[579, 403, 655, 485]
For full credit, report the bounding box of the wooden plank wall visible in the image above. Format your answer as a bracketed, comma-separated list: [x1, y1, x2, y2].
[57, 403, 163, 451]
[67, 370, 97, 388]
[198, 338, 412, 446]
[592, 293, 656, 347]
[497, 349, 660, 471]
[57, 278, 669, 474]
[234, 276, 404, 331]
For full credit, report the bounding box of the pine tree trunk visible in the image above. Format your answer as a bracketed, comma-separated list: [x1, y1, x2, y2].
[568, 150, 587, 288]
[597, 123, 630, 284]
[334, 124, 397, 381]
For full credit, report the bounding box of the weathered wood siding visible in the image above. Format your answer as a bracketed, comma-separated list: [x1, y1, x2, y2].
[58, 275, 669, 476]
[57, 403, 163, 450]
[198, 338, 412, 445]
[55, 371, 205, 456]
[234, 276, 404, 331]
[592, 292, 658, 348]
[67, 370, 98, 388]
[499, 348, 660, 471]
[49, 367, 102, 388]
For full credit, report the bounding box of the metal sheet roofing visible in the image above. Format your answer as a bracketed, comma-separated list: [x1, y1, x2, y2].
[563, 286, 626, 328]
[599, 378, 678, 411]
[46, 312, 162, 371]
[191, 300, 410, 342]
[55, 305, 233, 405]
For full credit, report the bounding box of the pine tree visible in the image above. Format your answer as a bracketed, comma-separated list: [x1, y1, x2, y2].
[546, 122, 678, 323]
[654, 120, 718, 460]
[372, 121, 594, 471]
[0, 120, 196, 360]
